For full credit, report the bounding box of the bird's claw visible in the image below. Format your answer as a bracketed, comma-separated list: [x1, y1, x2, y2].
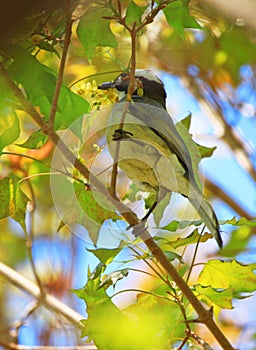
[127, 221, 147, 237]
[112, 129, 133, 141]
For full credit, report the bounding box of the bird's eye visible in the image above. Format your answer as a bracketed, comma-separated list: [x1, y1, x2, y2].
[120, 72, 129, 80]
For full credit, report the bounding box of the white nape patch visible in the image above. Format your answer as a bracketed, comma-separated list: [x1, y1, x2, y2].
[135, 69, 163, 85]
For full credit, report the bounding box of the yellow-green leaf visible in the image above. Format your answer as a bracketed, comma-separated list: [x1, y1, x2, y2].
[61, 183, 120, 245]
[165, 229, 212, 249]
[17, 129, 48, 149]
[0, 112, 20, 153]
[198, 259, 256, 294]
[195, 284, 233, 309]
[77, 7, 117, 59]
[0, 176, 29, 232]
[126, 1, 147, 26]
[164, 0, 202, 40]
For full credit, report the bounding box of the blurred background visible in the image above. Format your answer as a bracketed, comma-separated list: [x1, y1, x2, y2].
[0, 0, 256, 348]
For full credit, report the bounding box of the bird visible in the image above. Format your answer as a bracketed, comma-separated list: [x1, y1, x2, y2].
[98, 69, 223, 248]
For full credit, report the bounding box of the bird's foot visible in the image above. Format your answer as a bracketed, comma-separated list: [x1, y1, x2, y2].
[127, 200, 158, 236]
[112, 129, 133, 141]
[128, 221, 147, 237]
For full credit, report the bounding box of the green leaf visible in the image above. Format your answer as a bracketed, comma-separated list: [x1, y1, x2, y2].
[177, 114, 216, 159]
[0, 177, 11, 219]
[74, 271, 186, 349]
[144, 193, 157, 209]
[124, 288, 185, 348]
[164, 251, 183, 262]
[77, 7, 118, 59]
[8, 46, 56, 117]
[198, 259, 256, 295]
[0, 73, 18, 112]
[176, 116, 202, 190]
[221, 226, 251, 258]
[165, 229, 212, 249]
[220, 217, 256, 227]
[73, 275, 126, 347]
[126, 1, 147, 26]
[54, 86, 90, 135]
[195, 285, 233, 309]
[12, 180, 29, 232]
[88, 244, 124, 265]
[37, 40, 60, 57]
[61, 183, 120, 245]
[0, 112, 20, 153]
[74, 183, 120, 223]
[164, 0, 202, 39]
[90, 262, 106, 280]
[17, 129, 48, 149]
[123, 182, 142, 202]
[179, 113, 191, 130]
[153, 192, 171, 227]
[162, 219, 203, 232]
[196, 144, 217, 159]
[8, 46, 89, 132]
[0, 176, 29, 232]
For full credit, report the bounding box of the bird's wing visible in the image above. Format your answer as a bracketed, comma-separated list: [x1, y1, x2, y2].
[128, 102, 202, 191]
[128, 102, 222, 248]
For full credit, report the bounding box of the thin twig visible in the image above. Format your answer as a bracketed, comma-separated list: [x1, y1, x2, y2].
[0, 261, 84, 327]
[0, 343, 97, 350]
[23, 171, 45, 295]
[109, 101, 129, 197]
[177, 335, 190, 350]
[6, 300, 39, 343]
[185, 228, 204, 284]
[48, 0, 73, 128]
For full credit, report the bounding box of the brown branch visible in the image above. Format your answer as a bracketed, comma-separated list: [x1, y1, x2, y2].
[0, 61, 235, 350]
[48, 0, 73, 128]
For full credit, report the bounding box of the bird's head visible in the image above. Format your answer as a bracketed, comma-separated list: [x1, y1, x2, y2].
[98, 70, 167, 108]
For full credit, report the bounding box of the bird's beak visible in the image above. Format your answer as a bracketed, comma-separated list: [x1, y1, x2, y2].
[98, 81, 115, 90]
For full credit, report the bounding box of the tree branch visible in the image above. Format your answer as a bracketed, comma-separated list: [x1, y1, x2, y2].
[0, 261, 84, 328]
[0, 342, 97, 350]
[0, 62, 235, 350]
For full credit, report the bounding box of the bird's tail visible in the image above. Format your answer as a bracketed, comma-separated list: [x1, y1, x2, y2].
[189, 194, 223, 248]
